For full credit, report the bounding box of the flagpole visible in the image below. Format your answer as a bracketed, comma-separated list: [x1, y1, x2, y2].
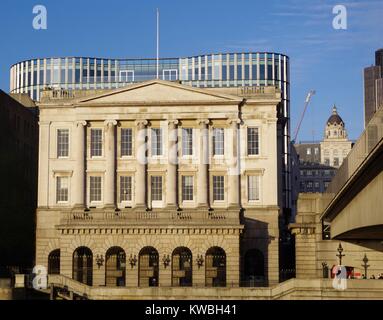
[156, 8, 159, 79]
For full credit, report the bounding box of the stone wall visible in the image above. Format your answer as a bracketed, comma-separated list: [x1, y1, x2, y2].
[291, 193, 383, 279]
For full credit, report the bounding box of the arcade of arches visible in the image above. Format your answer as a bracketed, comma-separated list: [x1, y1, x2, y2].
[47, 246, 265, 287]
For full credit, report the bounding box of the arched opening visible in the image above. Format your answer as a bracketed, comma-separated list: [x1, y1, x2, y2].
[244, 249, 265, 285]
[138, 247, 159, 287]
[48, 249, 60, 275]
[172, 247, 192, 287]
[205, 247, 226, 287]
[105, 247, 126, 287]
[73, 247, 93, 286]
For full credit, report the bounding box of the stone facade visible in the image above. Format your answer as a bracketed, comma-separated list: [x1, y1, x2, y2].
[320, 106, 352, 168]
[35, 80, 282, 292]
[290, 193, 383, 279]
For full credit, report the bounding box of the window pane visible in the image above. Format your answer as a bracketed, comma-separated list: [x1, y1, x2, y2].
[90, 176, 102, 202]
[121, 128, 132, 156]
[182, 176, 194, 201]
[151, 128, 163, 156]
[213, 176, 224, 201]
[91, 129, 102, 157]
[57, 129, 69, 157]
[248, 176, 260, 201]
[151, 176, 162, 201]
[213, 128, 224, 155]
[56, 177, 68, 202]
[120, 176, 132, 201]
[247, 127, 259, 155]
[182, 128, 193, 156]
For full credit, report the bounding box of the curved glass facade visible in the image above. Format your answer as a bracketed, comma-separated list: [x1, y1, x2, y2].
[10, 53, 289, 102]
[9, 52, 291, 212]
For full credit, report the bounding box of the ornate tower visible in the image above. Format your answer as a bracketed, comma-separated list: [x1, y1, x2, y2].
[320, 105, 352, 168]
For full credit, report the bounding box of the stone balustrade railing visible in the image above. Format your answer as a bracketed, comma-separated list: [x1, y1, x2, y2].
[60, 208, 241, 226]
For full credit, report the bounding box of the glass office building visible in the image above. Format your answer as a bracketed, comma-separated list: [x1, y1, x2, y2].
[9, 52, 291, 215]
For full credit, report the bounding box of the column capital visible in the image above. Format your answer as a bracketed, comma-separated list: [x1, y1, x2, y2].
[196, 119, 210, 127]
[75, 120, 87, 127]
[168, 119, 179, 126]
[226, 118, 241, 126]
[104, 119, 118, 127]
[135, 119, 148, 128]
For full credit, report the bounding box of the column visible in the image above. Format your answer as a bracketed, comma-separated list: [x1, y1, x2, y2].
[104, 120, 117, 208]
[73, 121, 87, 208]
[197, 119, 210, 208]
[37, 122, 50, 208]
[167, 120, 179, 208]
[228, 119, 241, 208]
[135, 120, 148, 209]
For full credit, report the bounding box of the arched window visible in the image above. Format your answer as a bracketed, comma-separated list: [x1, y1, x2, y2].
[172, 247, 192, 287]
[73, 247, 93, 286]
[244, 249, 265, 284]
[48, 249, 60, 275]
[105, 247, 126, 287]
[138, 247, 159, 287]
[205, 247, 226, 287]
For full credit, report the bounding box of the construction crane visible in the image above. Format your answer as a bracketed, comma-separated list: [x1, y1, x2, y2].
[292, 90, 316, 143]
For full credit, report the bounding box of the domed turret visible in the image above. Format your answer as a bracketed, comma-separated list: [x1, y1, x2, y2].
[327, 105, 344, 126]
[324, 105, 347, 140]
[321, 105, 352, 168]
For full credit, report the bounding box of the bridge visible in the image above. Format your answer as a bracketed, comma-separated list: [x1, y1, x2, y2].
[321, 108, 383, 240]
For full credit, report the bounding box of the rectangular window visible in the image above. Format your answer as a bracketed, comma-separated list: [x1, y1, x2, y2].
[120, 176, 132, 202]
[213, 176, 225, 201]
[121, 128, 133, 156]
[162, 69, 178, 81]
[333, 158, 339, 167]
[213, 128, 224, 155]
[182, 176, 194, 201]
[151, 128, 163, 156]
[90, 128, 102, 157]
[306, 148, 311, 155]
[151, 176, 163, 201]
[182, 128, 193, 156]
[90, 176, 102, 202]
[57, 129, 69, 157]
[248, 176, 260, 201]
[247, 127, 259, 155]
[56, 177, 69, 202]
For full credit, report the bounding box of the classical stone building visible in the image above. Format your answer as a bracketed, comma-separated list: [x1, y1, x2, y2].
[294, 106, 352, 194]
[35, 80, 282, 292]
[320, 106, 352, 168]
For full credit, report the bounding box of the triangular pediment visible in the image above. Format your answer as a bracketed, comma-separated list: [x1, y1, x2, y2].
[77, 80, 241, 105]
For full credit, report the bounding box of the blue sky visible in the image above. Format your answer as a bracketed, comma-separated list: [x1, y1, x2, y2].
[1, 0, 382, 141]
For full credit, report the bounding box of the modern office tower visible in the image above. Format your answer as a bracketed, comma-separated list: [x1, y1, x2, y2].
[364, 49, 383, 126]
[0, 90, 38, 275]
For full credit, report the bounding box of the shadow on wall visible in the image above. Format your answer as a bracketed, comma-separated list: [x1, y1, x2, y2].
[240, 217, 273, 287]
